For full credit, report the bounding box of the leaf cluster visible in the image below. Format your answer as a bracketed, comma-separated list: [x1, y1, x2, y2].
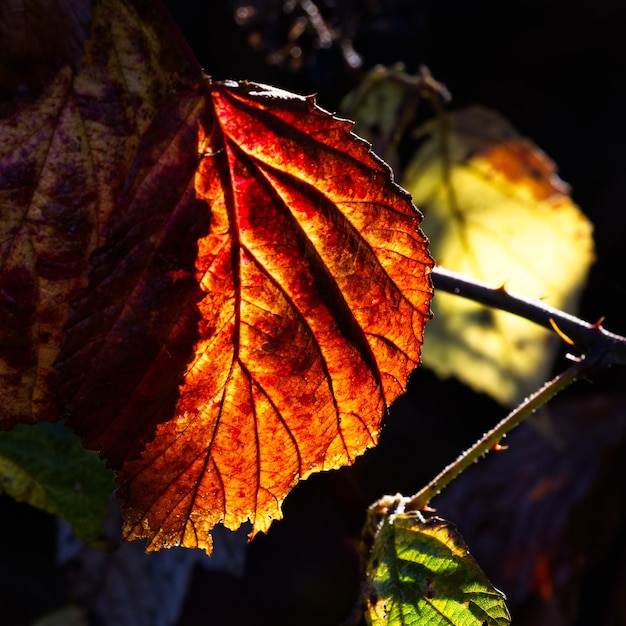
[2, 2, 626, 625]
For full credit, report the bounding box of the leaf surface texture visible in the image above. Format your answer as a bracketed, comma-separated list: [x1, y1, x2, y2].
[366, 512, 510, 626]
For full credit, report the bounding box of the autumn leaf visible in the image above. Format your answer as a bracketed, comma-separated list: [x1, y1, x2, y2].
[1, 0, 433, 555]
[364, 505, 510, 626]
[402, 106, 594, 405]
[19, 7, 432, 551]
[0, 0, 202, 427]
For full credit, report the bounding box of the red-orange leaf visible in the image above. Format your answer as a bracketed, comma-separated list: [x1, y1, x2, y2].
[58, 78, 433, 554]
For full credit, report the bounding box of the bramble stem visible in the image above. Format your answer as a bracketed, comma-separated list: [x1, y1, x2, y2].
[431, 265, 626, 366]
[400, 264, 626, 511]
[404, 356, 591, 511]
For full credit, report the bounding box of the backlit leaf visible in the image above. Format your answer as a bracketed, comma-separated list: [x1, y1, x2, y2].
[1, 0, 432, 554]
[403, 106, 594, 405]
[365, 510, 510, 625]
[57, 76, 433, 553]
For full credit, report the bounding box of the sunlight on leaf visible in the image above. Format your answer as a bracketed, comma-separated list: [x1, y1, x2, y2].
[365, 510, 510, 626]
[2, 0, 432, 556]
[403, 106, 594, 405]
[58, 79, 433, 554]
[0, 421, 113, 546]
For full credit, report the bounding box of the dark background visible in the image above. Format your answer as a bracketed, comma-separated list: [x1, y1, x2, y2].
[4, 1, 626, 624]
[168, 3, 626, 624]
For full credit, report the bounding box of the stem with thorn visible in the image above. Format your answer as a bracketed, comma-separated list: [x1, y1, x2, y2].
[404, 355, 592, 511]
[397, 264, 626, 511]
[431, 264, 626, 366]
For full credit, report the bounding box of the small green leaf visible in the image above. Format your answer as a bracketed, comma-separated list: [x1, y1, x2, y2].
[365, 512, 510, 626]
[0, 421, 114, 547]
[340, 63, 414, 169]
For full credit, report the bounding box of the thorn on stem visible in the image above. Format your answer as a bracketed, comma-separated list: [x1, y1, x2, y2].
[592, 316, 606, 329]
[549, 317, 575, 345]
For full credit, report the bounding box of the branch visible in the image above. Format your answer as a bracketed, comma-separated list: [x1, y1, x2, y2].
[431, 264, 626, 366]
[403, 355, 589, 512]
[385, 264, 626, 512]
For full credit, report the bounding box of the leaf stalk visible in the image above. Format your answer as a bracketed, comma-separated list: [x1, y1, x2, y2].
[404, 355, 592, 511]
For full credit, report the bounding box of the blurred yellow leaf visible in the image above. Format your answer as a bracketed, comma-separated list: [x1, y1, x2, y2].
[403, 106, 594, 405]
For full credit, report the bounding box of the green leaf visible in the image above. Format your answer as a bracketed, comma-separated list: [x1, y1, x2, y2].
[340, 63, 449, 174]
[365, 512, 510, 626]
[0, 421, 114, 547]
[340, 63, 415, 170]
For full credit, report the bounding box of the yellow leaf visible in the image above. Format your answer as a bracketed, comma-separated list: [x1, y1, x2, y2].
[403, 106, 594, 405]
